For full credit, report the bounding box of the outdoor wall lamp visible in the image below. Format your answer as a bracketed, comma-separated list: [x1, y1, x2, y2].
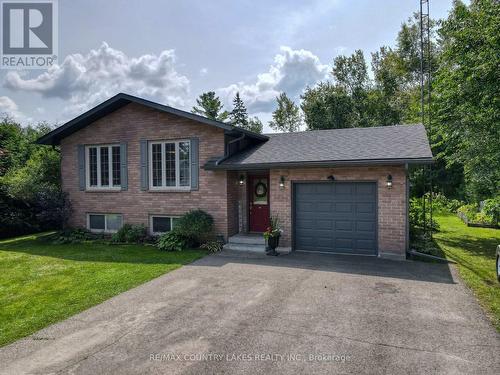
[238, 175, 245, 186]
[327, 175, 335, 181]
[386, 174, 393, 189]
[279, 176, 286, 189]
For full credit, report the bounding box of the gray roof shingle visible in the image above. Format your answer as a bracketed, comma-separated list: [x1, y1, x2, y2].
[212, 124, 432, 169]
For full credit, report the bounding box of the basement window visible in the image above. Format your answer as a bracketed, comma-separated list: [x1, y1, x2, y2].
[87, 213, 123, 233]
[150, 215, 180, 235]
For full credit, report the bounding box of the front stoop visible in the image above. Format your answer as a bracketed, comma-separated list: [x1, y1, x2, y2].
[223, 234, 266, 253]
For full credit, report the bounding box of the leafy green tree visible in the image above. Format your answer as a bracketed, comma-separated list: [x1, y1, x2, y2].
[248, 116, 263, 134]
[0, 118, 68, 238]
[230, 92, 249, 129]
[192, 91, 229, 121]
[434, 0, 500, 200]
[301, 83, 354, 130]
[269, 93, 302, 132]
[332, 50, 369, 94]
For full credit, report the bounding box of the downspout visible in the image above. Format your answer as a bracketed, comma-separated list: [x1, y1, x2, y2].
[215, 133, 245, 166]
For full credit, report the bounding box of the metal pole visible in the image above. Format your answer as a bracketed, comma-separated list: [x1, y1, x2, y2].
[426, 0, 433, 239]
[419, 0, 425, 127]
[419, 0, 427, 235]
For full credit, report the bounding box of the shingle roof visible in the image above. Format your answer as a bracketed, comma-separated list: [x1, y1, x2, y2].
[209, 124, 433, 169]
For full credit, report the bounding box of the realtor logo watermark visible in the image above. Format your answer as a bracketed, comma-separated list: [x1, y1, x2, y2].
[1, 0, 58, 69]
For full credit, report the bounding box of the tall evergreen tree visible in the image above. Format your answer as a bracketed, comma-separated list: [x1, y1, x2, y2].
[269, 93, 302, 132]
[229, 92, 249, 128]
[192, 91, 228, 121]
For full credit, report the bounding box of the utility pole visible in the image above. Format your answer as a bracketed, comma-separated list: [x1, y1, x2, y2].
[419, 0, 433, 240]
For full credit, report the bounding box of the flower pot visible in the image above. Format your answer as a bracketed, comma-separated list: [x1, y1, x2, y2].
[267, 234, 280, 251]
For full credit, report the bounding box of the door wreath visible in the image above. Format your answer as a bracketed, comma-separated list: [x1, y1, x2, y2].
[254, 181, 267, 198]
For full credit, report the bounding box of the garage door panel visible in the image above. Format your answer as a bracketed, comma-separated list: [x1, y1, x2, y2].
[294, 182, 377, 255]
[335, 221, 353, 231]
[296, 202, 315, 212]
[356, 220, 375, 231]
[315, 184, 334, 194]
[316, 203, 334, 212]
[296, 219, 314, 229]
[357, 239, 376, 250]
[335, 184, 354, 195]
[316, 220, 334, 230]
[335, 238, 354, 250]
[335, 202, 353, 213]
[356, 183, 375, 195]
[356, 202, 375, 213]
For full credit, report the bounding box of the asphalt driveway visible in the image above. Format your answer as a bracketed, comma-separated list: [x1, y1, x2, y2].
[1, 251, 499, 374]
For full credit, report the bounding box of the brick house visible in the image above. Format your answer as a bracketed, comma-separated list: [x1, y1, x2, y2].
[38, 93, 433, 260]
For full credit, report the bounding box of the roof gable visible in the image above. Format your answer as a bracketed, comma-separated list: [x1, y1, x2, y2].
[37, 93, 268, 145]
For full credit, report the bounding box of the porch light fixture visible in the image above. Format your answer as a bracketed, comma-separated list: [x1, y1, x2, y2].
[386, 174, 393, 189]
[327, 175, 335, 181]
[279, 176, 286, 189]
[238, 175, 245, 186]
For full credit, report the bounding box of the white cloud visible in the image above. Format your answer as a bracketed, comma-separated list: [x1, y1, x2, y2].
[0, 96, 18, 113]
[219, 46, 328, 113]
[4, 42, 191, 118]
[199, 67, 208, 76]
[0, 96, 29, 123]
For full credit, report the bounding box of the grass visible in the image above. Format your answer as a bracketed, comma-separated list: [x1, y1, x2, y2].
[0, 233, 206, 347]
[432, 213, 500, 331]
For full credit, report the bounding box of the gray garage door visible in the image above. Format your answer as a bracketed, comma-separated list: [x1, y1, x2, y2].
[294, 182, 377, 255]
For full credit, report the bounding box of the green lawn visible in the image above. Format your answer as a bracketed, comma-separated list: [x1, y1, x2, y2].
[0, 233, 206, 347]
[433, 213, 500, 331]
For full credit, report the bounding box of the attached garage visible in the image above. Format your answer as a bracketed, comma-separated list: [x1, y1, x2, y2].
[205, 123, 433, 260]
[293, 182, 377, 255]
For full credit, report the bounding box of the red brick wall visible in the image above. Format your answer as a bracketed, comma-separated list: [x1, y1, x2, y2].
[269, 166, 407, 258]
[60, 103, 231, 238]
[226, 171, 240, 237]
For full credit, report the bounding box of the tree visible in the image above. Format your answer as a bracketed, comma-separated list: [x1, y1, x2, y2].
[229, 92, 249, 129]
[301, 83, 354, 130]
[0, 118, 68, 238]
[434, 0, 500, 200]
[332, 49, 369, 94]
[192, 91, 229, 121]
[248, 117, 263, 134]
[269, 93, 302, 132]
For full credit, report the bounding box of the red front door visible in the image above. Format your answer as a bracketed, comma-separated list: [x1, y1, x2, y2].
[249, 175, 270, 232]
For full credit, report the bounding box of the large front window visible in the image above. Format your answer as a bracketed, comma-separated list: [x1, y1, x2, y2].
[86, 145, 121, 189]
[149, 140, 191, 189]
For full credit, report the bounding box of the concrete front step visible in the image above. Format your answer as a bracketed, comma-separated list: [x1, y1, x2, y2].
[228, 234, 265, 245]
[223, 243, 266, 253]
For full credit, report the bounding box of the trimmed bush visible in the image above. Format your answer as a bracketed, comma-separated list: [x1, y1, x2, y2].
[50, 228, 103, 244]
[111, 224, 147, 244]
[201, 239, 224, 253]
[173, 210, 214, 247]
[157, 231, 187, 252]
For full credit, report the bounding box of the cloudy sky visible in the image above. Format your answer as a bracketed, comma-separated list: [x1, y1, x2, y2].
[0, 0, 455, 132]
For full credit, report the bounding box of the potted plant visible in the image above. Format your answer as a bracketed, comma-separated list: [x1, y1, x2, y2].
[263, 216, 281, 256]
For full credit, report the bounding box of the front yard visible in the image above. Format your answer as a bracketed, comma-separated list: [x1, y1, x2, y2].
[0, 233, 205, 347]
[433, 213, 500, 331]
